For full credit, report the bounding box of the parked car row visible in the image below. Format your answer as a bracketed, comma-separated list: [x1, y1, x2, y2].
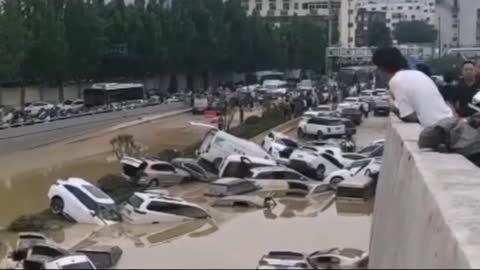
[0, 95, 184, 130]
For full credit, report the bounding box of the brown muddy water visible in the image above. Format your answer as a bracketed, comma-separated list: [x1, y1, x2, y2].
[0, 116, 385, 268]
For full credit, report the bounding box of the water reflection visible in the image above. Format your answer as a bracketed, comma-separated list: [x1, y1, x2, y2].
[335, 199, 374, 216]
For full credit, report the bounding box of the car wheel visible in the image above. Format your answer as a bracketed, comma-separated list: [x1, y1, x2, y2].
[317, 131, 324, 140]
[149, 179, 160, 187]
[50, 196, 64, 215]
[330, 176, 344, 188]
[297, 129, 305, 139]
[316, 164, 326, 179]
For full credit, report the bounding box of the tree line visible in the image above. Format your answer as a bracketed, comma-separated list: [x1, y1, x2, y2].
[0, 0, 329, 101]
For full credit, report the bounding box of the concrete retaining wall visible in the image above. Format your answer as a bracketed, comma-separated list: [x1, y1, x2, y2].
[369, 117, 480, 268]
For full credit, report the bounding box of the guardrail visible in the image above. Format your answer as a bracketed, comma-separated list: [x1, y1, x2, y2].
[0, 101, 186, 131]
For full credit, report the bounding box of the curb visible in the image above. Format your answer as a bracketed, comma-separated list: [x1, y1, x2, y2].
[251, 117, 301, 143]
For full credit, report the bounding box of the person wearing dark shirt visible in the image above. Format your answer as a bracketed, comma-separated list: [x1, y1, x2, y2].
[440, 71, 457, 103]
[452, 61, 480, 117]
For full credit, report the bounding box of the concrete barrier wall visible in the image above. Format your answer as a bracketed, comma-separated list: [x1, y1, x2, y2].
[369, 117, 480, 268]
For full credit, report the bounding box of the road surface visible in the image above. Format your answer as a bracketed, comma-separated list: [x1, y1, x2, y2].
[0, 102, 188, 155]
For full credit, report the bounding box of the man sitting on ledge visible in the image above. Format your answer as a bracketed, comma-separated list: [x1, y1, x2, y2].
[372, 47, 453, 127]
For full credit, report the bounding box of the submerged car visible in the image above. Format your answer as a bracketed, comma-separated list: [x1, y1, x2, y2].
[212, 195, 275, 208]
[257, 248, 368, 270]
[120, 156, 191, 187]
[324, 158, 381, 188]
[206, 178, 261, 197]
[122, 192, 209, 224]
[261, 132, 299, 163]
[76, 245, 123, 269]
[20, 243, 70, 269]
[246, 166, 315, 182]
[44, 254, 96, 269]
[288, 147, 344, 180]
[47, 178, 120, 225]
[171, 158, 217, 182]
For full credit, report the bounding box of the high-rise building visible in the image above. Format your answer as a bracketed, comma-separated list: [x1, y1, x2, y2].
[436, 0, 480, 52]
[242, 0, 341, 19]
[340, 0, 436, 48]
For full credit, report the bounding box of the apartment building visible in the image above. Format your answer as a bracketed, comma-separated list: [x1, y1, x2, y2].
[242, 0, 341, 18]
[436, 0, 480, 52]
[340, 0, 436, 47]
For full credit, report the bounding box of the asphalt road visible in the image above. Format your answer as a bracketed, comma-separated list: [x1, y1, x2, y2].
[0, 102, 189, 155]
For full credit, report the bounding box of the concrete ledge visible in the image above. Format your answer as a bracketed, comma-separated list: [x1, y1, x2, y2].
[369, 117, 480, 268]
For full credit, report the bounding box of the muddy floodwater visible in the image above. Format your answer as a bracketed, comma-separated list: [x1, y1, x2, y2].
[0, 115, 387, 268]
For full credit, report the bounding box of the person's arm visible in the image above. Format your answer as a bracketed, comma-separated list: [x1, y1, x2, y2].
[389, 84, 419, 123]
[389, 98, 419, 122]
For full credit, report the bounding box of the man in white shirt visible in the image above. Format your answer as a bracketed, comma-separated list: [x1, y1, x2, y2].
[372, 47, 453, 127]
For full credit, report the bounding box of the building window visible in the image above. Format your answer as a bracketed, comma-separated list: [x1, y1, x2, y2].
[283, 3, 289, 9]
[348, 22, 354, 28]
[411, 15, 415, 19]
[397, 6, 403, 10]
[294, 2, 298, 9]
[382, 6, 387, 10]
[409, 6, 413, 10]
[348, 37, 353, 43]
[269, 3, 276, 9]
[255, 3, 262, 10]
[302, 3, 308, 9]
[452, 23, 458, 28]
[372, 7, 376, 11]
[416, 6, 420, 10]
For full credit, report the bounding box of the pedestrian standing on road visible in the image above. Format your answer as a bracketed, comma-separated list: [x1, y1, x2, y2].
[450, 61, 480, 118]
[372, 47, 453, 127]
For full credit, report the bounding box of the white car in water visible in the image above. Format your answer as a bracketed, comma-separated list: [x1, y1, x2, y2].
[44, 255, 96, 269]
[257, 248, 369, 269]
[297, 117, 346, 140]
[261, 132, 298, 163]
[120, 157, 191, 187]
[47, 178, 120, 225]
[122, 192, 209, 224]
[288, 147, 345, 180]
[324, 158, 381, 188]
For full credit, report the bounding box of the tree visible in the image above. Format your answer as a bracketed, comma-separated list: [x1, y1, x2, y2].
[0, 0, 31, 105]
[394, 20, 437, 44]
[64, 0, 104, 94]
[368, 21, 392, 47]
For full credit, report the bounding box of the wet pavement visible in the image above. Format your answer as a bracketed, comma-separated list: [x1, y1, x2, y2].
[0, 114, 389, 269]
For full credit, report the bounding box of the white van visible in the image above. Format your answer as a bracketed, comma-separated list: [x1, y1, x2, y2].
[218, 155, 277, 178]
[193, 123, 272, 168]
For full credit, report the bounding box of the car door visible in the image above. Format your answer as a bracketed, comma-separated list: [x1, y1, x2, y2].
[63, 185, 98, 224]
[306, 118, 319, 134]
[145, 201, 185, 223]
[153, 164, 182, 183]
[184, 163, 207, 181]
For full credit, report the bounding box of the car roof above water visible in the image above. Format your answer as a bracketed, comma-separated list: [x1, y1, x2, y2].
[211, 178, 252, 186]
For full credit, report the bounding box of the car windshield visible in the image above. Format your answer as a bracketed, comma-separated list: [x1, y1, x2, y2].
[63, 100, 73, 105]
[82, 185, 110, 199]
[344, 98, 357, 103]
[128, 195, 144, 208]
[277, 138, 298, 148]
[314, 107, 330, 111]
[98, 203, 120, 221]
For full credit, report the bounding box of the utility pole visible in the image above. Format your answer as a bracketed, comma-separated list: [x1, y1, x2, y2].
[327, 0, 333, 46]
[326, 0, 333, 75]
[437, 16, 441, 58]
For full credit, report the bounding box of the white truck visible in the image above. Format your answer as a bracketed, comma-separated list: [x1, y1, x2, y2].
[297, 117, 346, 140]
